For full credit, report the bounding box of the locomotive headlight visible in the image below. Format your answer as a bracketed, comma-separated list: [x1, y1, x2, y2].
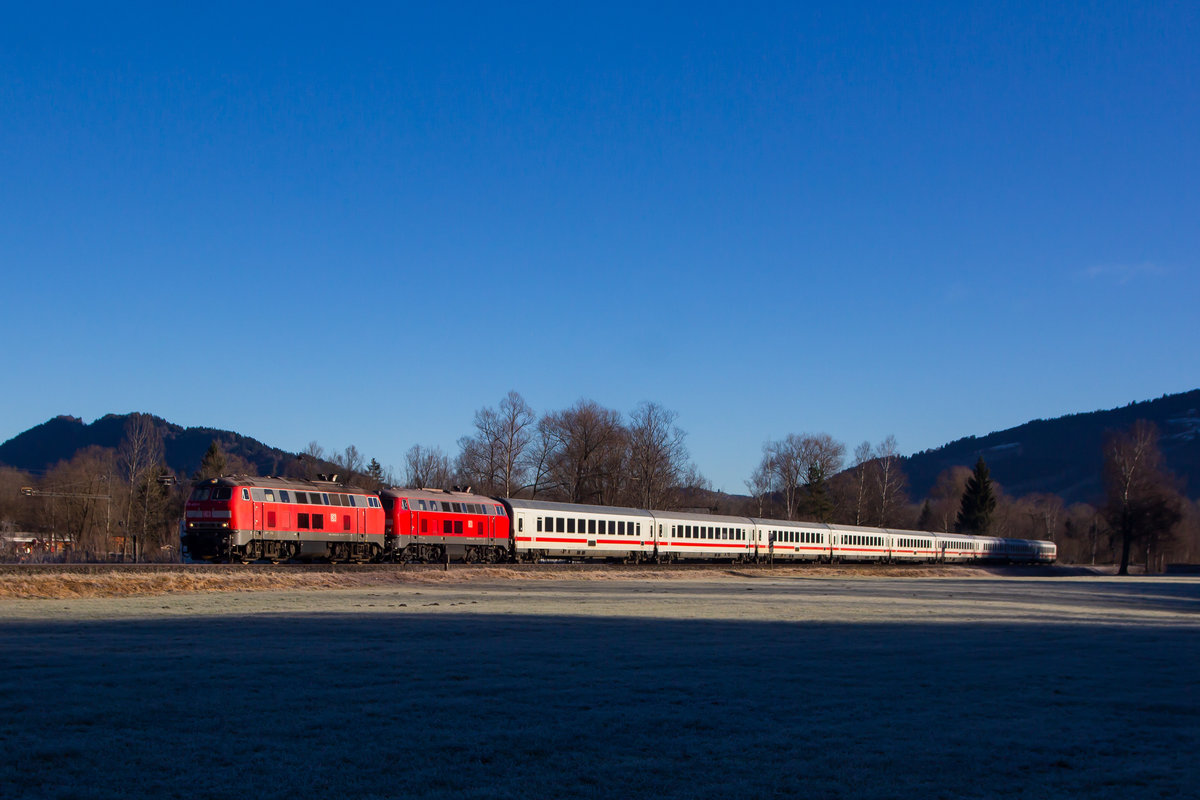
[221, 523, 229, 528]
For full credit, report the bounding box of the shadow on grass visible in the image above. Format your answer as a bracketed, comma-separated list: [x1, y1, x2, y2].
[1, 613, 1197, 800]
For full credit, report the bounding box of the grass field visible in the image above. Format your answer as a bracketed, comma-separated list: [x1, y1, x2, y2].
[1, 572, 1197, 799]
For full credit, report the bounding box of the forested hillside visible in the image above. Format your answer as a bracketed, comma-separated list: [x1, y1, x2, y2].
[0, 414, 296, 477]
[904, 390, 1200, 504]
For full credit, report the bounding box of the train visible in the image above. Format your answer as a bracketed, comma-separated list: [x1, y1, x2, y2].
[182, 475, 1057, 565]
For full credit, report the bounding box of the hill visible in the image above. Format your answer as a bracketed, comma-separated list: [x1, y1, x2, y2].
[0, 414, 298, 477]
[903, 390, 1200, 504]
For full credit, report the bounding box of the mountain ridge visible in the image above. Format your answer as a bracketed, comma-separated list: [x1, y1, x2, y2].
[3, 389, 1199, 504]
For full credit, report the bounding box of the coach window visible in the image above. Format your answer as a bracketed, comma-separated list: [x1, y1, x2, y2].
[556, 517, 565, 533]
[444, 520, 453, 534]
[536, 517, 543, 532]
[567, 518, 575, 533]
[518, 518, 524, 532]
[298, 513, 310, 529]
[618, 521, 625, 536]
[313, 514, 324, 530]
[454, 521, 463, 534]
[588, 519, 596, 534]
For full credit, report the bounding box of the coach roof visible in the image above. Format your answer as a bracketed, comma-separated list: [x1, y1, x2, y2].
[504, 498, 655, 518]
[204, 475, 372, 494]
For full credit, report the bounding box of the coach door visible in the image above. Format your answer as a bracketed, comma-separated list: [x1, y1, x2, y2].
[252, 501, 264, 534]
[359, 507, 367, 535]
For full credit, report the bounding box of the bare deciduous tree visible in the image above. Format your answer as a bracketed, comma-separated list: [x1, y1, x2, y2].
[540, 399, 627, 505]
[754, 433, 845, 520]
[627, 401, 691, 510]
[1103, 421, 1183, 575]
[404, 445, 452, 490]
[457, 391, 536, 497]
[870, 435, 907, 527]
[118, 414, 165, 562]
[849, 441, 873, 526]
[925, 466, 972, 532]
[744, 463, 772, 518]
[336, 444, 365, 478]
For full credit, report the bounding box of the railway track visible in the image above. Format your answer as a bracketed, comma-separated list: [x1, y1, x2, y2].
[0, 560, 972, 576]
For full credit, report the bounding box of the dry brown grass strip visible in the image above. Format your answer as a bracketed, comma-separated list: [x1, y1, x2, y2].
[0, 563, 1000, 600]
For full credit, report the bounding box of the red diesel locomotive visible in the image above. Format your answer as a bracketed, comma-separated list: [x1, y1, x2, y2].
[379, 487, 510, 562]
[184, 476, 509, 563]
[184, 476, 386, 562]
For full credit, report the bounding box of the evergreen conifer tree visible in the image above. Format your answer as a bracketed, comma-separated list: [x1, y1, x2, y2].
[194, 440, 228, 481]
[802, 463, 834, 523]
[955, 457, 997, 534]
[366, 458, 385, 488]
[916, 499, 933, 531]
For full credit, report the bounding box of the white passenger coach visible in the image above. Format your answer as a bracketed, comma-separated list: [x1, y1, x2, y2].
[502, 498, 1056, 564]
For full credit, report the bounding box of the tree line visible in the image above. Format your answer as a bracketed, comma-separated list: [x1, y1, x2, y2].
[2, 397, 1196, 571]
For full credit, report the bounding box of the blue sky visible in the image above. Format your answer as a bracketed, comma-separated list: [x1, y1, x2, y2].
[2, 2, 1196, 492]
